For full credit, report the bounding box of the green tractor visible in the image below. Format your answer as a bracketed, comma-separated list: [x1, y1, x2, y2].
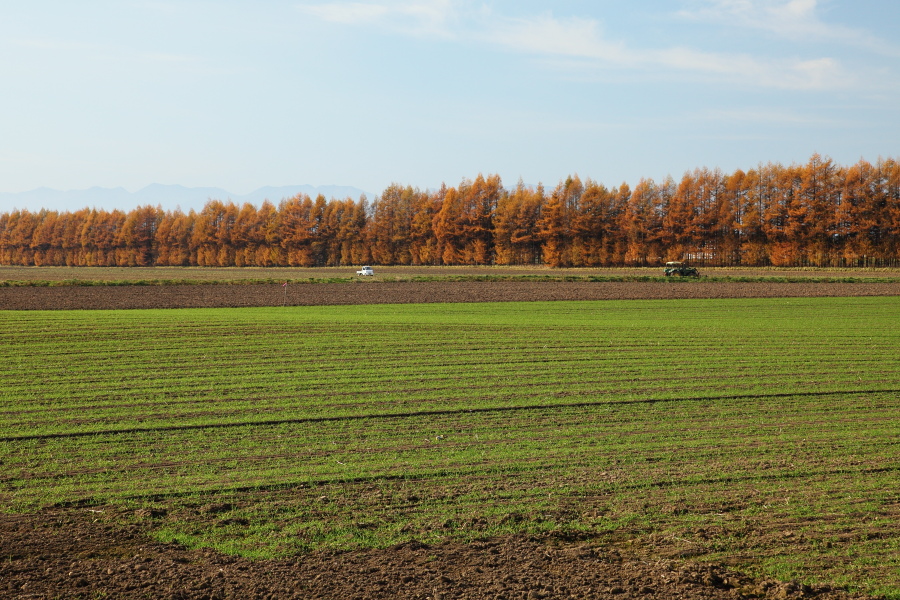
[664, 261, 700, 277]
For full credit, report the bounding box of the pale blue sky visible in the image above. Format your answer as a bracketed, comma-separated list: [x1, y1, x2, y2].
[1, 0, 898, 203]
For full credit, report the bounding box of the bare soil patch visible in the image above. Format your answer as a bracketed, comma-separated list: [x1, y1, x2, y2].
[3, 280, 900, 310]
[1, 509, 866, 600]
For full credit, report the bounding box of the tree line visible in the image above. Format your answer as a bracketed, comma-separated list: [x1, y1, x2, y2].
[2, 154, 899, 268]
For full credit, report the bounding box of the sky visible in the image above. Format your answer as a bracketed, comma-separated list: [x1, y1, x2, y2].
[1, 0, 899, 206]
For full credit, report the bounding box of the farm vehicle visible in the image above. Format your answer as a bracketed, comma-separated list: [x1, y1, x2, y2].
[664, 261, 700, 277]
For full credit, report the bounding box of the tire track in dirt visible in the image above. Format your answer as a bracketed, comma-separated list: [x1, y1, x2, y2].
[46, 459, 900, 514]
[5, 387, 897, 442]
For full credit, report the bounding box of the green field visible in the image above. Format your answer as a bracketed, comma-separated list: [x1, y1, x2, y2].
[2, 298, 900, 596]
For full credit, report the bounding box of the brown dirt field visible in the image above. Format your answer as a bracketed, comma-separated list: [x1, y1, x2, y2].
[3, 265, 900, 283]
[2, 280, 890, 599]
[3, 280, 900, 310]
[1, 508, 867, 600]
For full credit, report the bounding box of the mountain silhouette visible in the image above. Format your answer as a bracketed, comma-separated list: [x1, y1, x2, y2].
[0, 184, 370, 213]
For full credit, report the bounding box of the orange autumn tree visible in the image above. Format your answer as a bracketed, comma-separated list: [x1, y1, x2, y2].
[572, 179, 625, 267]
[459, 174, 502, 264]
[320, 198, 359, 266]
[840, 157, 900, 266]
[409, 189, 440, 265]
[279, 195, 318, 267]
[433, 175, 502, 265]
[433, 185, 463, 265]
[738, 164, 776, 266]
[370, 184, 414, 265]
[119, 205, 162, 266]
[0, 210, 32, 265]
[537, 193, 565, 267]
[494, 181, 543, 265]
[664, 167, 736, 265]
[155, 209, 194, 266]
[883, 158, 900, 261]
[537, 178, 574, 267]
[624, 178, 670, 265]
[800, 154, 841, 266]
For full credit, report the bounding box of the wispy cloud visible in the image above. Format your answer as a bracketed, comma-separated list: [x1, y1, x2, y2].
[678, 0, 822, 36]
[487, 14, 632, 65]
[300, 2, 391, 24]
[703, 106, 845, 127]
[486, 11, 851, 91]
[296, 1, 873, 91]
[677, 0, 900, 56]
[651, 46, 848, 90]
[297, 1, 458, 38]
[4, 35, 208, 77]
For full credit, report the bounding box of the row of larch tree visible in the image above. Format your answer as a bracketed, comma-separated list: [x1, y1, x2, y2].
[2, 154, 900, 268]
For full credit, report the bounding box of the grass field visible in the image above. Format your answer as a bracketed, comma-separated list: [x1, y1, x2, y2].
[2, 297, 900, 597]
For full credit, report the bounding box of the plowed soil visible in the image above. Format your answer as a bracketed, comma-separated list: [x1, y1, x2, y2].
[3, 279, 892, 599]
[0, 508, 866, 600]
[3, 280, 900, 310]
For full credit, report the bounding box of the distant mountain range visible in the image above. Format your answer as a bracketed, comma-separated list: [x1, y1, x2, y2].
[0, 184, 371, 213]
